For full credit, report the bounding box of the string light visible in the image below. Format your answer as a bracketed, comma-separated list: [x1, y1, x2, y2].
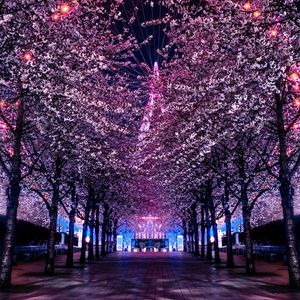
[252, 10, 261, 18]
[242, 2, 251, 11]
[60, 3, 71, 15]
[16, 100, 21, 107]
[289, 72, 299, 81]
[22, 51, 33, 62]
[52, 13, 61, 21]
[269, 28, 279, 38]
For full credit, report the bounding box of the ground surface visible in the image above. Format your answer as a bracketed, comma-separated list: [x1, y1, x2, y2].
[0, 252, 300, 300]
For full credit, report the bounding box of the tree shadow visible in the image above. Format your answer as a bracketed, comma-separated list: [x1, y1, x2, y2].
[0, 284, 39, 294]
[260, 284, 300, 294]
[233, 272, 280, 277]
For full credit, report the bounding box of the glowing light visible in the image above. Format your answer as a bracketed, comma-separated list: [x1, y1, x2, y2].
[22, 51, 33, 62]
[85, 236, 90, 243]
[289, 72, 299, 81]
[1, 123, 8, 130]
[60, 3, 71, 15]
[269, 29, 279, 38]
[242, 2, 251, 11]
[51, 13, 61, 21]
[252, 10, 261, 18]
[294, 98, 300, 106]
[293, 84, 300, 93]
[210, 236, 215, 243]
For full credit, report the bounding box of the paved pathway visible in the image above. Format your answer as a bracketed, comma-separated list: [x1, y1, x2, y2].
[0, 252, 300, 299]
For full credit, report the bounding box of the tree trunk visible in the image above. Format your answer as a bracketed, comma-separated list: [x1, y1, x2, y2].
[106, 221, 111, 254]
[88, 200, 95, 261]
[205, 206, 212, 261]
[113, 219, 118, 252]
[200, 207, 205, 259]
[190, 229, 194, 254]
[80, 222, 88, 263]
[45, 204, 58, 274]
[238, 149, 255, 275]
[191, 203, 199, 256]
[223, 184, 234, 268]
[0, 100, 24, 288]
[209, 201, 221, 263]
[206, 180, 221, 263]
[212, 221, 221, 263]
[66, 186, 78, 268]
[101, 203, 109, 256]
[241, 187, 255, 274]
[66, 208, 75, 267]
[276, 92, 300, 287]
[280, 182, 300, 287]
[80, 191, 91, 263]
[0, 184, 21, 288]
[45, 157, 62, 275]
[95, 205, 100, 259]
[183, 219, 187, 252]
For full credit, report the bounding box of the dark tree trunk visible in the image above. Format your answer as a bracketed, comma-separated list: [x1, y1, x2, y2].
[113, 219, 118, 252]
[183, 219, 188, 252]
[45, 157, 62, 275]
[80, 223, 88, 263]
[95, 205, 100, 259]
[106, 220, 111, 254]
[276, 93, 300, 287]
[223, 184, 234, 267]
[190, 229, 194, 254]
[66, 209, 75, 268]
[241, 187, 255, 274]
[237, 148, 255, 275]
[212, 221, 220, 263]
[66, 186, 78, 268]
[280, 182, 300, 287]
[0, 184, 21, 288]
[200, 207, 205, 259]
[205, 205, 212, 261]
[101, 203, 109, 256]
[191, 203, 199, 256]
[0, 100, 24, 288]
[209, 200, 221, 263]
[88, 200, 95, 261]
[80, 191, 91, 263]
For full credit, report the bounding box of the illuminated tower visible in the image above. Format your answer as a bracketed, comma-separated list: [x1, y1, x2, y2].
[138, 61, 162, 141]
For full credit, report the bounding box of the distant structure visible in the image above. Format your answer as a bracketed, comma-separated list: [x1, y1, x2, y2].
[138, 61, 162, 141]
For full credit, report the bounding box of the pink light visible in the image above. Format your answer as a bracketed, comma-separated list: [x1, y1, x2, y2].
[140, 216, 159, 220]
[1, 123, 8, 130]
[293, 84, 300, 93]
[242, 2, 251, 11]
[22, 51, 33, 62]
[16, 100, 21, 107]
[289, 72, 299, 81]
[52, 13, 61, 21]
[294, 98, 300, 106]
[269, 28, 279, 38]
[252, 10, 261, 18]
[61, 3, 71, 15]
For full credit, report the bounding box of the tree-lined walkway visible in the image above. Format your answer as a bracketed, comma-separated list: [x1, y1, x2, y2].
[0, 252, 299, 300]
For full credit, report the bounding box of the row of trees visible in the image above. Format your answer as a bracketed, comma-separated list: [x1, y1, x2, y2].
[0, 0, 143, 288]
[142, 0, 300, 288]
